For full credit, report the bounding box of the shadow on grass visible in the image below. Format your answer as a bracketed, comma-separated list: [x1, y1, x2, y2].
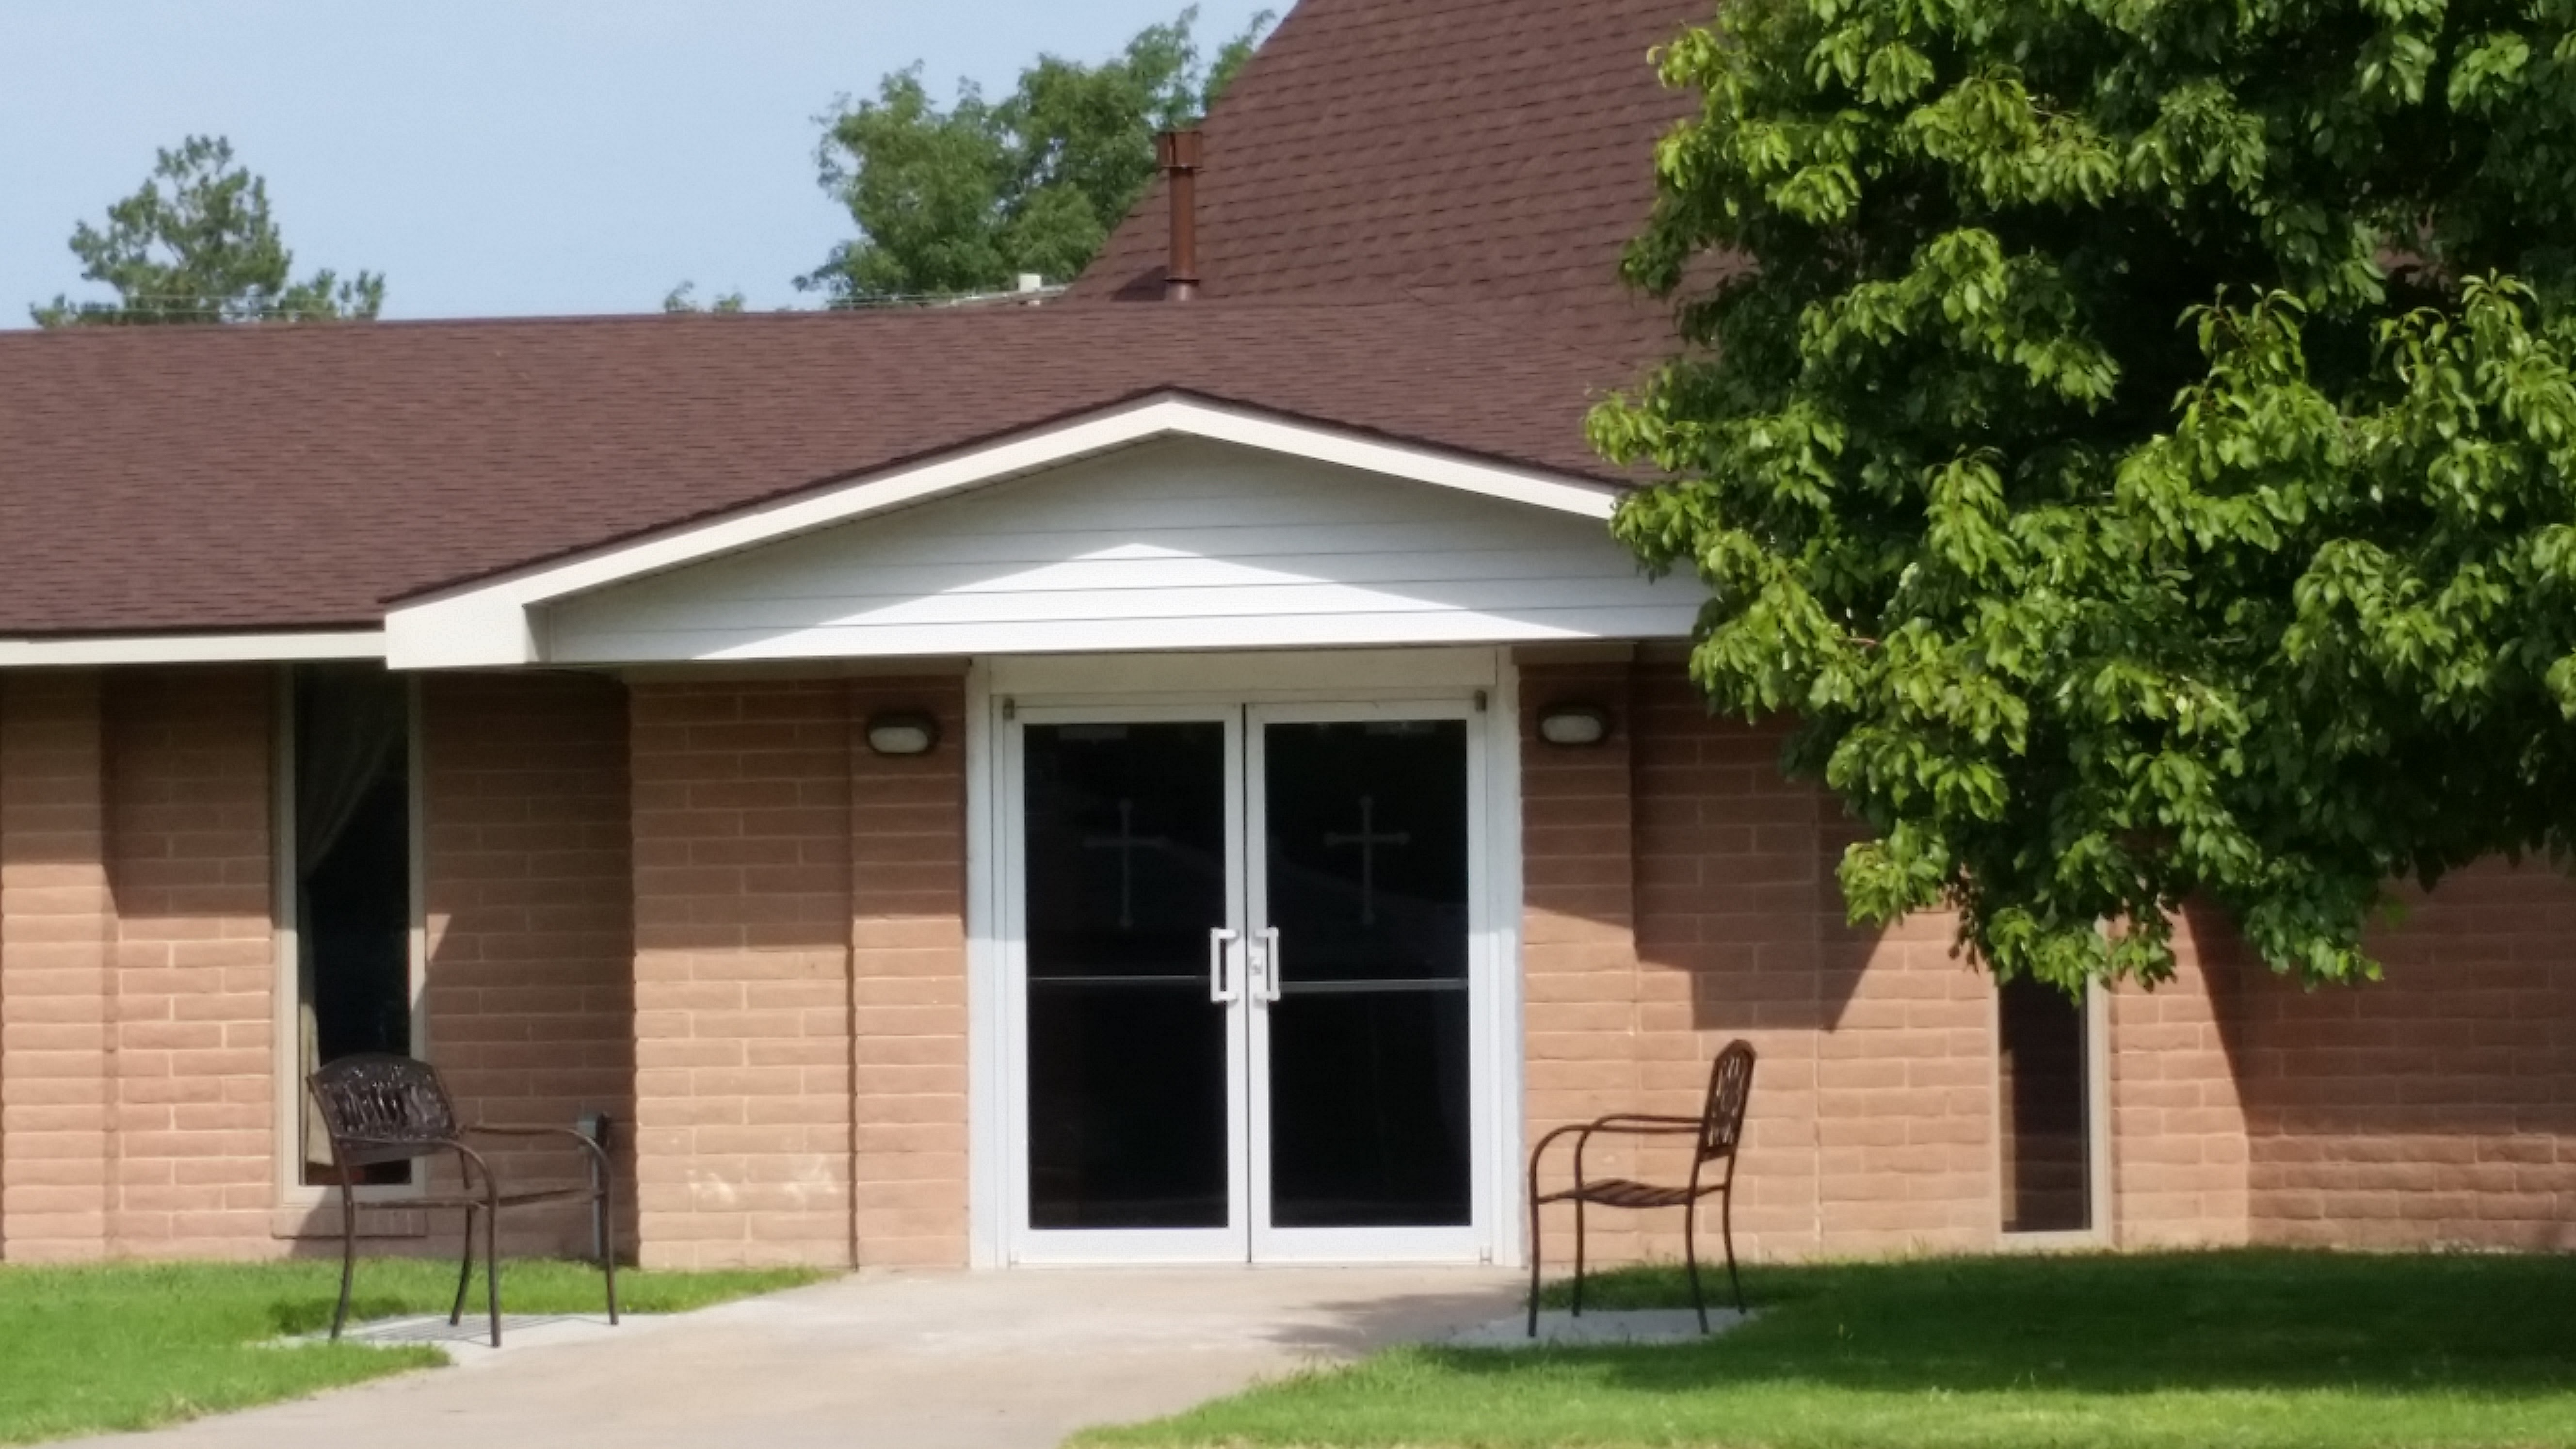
[265, 1296, 421, 1338]
[1490, 1248, 2576, 1399]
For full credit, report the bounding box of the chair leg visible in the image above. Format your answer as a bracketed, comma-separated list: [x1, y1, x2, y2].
[330, 1176, 358, 1342]
[1722, 1186, 1745, 1314]
[1683, 1200, 1709, 1335]
[600, 1175, 620, 1326]
[484, 1175, 505, 1340]
[449, 1206, 476, 1326]
[1571, 1196, 1587, 1319]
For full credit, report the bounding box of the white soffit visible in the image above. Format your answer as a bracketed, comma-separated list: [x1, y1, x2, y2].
[0, 630, 386, 668]
[384, 395, 1630, 670]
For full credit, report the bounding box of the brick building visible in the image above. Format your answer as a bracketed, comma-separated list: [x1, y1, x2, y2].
[2, 0, 2569, 1270]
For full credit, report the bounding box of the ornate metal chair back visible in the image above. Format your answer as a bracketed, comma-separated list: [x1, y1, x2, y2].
[307, 1053, 459, 1168]
[1697, 1039, 1757, 1163]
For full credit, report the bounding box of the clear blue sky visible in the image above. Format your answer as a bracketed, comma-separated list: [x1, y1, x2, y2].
[0, 0, 1275, 324]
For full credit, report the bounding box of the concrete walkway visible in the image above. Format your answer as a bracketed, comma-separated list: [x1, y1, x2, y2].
[78, 1267, 1522, 1449]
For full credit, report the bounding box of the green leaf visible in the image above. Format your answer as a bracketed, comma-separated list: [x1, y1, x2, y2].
[1602, 0, 2576, 989]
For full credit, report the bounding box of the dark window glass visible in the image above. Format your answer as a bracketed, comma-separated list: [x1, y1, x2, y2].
[1998, 977, 2090, 1233]
[1023, 722, 1231, 1229]
[294, 665, 412, 1187]
[1261, 720, 1471, 1228]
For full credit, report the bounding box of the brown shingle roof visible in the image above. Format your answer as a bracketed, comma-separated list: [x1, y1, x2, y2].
[0, 302, 1626, 635]
[1068, 0, 1697, 365]
[0, 0, 1705, 637]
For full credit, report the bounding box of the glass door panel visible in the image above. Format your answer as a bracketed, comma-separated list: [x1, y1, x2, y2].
[1021, 720, 1236, 1233]
[1254, 718, 1474, 1233]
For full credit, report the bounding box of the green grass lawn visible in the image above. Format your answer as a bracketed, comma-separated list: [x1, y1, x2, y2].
[1080, 1250, 2576, 1449]
[0, 1257, 822, 1446]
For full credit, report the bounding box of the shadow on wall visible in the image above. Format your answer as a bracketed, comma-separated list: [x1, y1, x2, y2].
[405, 672, 637, 1261]
[233, 671, 640, 1261]
[2204, 871, 2576, 1251]
[1521, 658, 1916, 1263]
[1536, 656, 2576, 1257]
[94, 667, 279, 1258]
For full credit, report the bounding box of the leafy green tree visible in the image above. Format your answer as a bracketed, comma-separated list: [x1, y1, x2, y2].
[801, 6, 1271, 303]
[1594, 0, 2576, 989]
[33, 135, 383, 326]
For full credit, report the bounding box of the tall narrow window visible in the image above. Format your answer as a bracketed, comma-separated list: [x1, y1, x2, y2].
[1997, 977, 2093, 1234]
[292, 664, 414, 1186]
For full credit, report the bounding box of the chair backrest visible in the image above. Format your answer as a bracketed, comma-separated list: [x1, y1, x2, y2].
[1697, 1039, 1757, 1162]
[307, 1053, 458, 1166]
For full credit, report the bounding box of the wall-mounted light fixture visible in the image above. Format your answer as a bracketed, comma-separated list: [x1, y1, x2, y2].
[865, 710, 940, 757]
[1536, 703, 1610, 747]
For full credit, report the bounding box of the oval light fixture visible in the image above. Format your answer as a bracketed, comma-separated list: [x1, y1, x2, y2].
[1537, 703, 1610, 747]
[865, 710, 940, 757]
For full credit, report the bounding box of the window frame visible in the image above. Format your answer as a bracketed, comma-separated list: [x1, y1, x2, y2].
[270, 667, 428, 1207]
[1991, 978, 2112, 1249]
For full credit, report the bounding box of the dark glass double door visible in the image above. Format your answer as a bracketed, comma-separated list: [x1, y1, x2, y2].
[1011, 704, 1481, 1262]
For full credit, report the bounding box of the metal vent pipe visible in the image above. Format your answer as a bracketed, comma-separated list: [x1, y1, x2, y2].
[1155, 129, 1204, 301]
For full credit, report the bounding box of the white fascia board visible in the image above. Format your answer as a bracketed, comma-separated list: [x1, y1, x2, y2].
[1176, 404, 1622, 519]
[384, 394, 1626, 670]
[0, 630, 385, 668]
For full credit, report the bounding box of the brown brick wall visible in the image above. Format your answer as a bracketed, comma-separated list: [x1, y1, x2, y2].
[413, 672, 636, 1257]
[0, 671, 117, 1261]
[2108, 910, 2250, 1246]
[1538, 654, 2576, 1261]
[630, 680, 857, 1268]
[1628, 666, 1833, 1260]
[101, 667, 277, 1257]
[7, 652, 2572, 1269]
[846, 678, 970, 1268]
[2238, 861, 2576, 1249]
[1806, 896, 1998, 1253]
[1520, 657, 1650, 1262]
[7, 666, 653, 1263]
[628, 675, 971, 1270]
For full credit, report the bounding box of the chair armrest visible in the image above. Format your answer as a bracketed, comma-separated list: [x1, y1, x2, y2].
[1530, 1113, 1703, 1199]
[318, 1134, 498, 1192]
[460, 1124, 612, 1174]
[1583, 1114, 1702, 1135]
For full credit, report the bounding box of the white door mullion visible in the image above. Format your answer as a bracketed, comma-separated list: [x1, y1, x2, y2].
[1223, 708, 1254, 1259]
[1243, 708, 1277, 1257]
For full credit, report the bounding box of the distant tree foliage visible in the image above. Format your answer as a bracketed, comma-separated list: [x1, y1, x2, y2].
[800, 6, 1272, 304]
[32, 135, 383, 326]
[661, 282, 749, 314]
[1595, 0, 2576, 989]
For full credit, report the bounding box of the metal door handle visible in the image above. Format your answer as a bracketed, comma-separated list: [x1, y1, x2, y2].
[1208, 927, 1240, 1003]
[1260, 927, 1282, 1003]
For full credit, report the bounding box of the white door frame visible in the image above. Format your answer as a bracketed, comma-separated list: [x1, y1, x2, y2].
[965, 648, 1525, 1268]
[999, 702, 1250, 1265]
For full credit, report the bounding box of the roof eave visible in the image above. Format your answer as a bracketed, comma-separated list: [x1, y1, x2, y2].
[0, 629, 386, 669]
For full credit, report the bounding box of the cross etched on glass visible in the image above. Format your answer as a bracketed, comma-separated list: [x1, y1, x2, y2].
[1324, 795, 1411, 925]
[1083, 799, 1168, 929]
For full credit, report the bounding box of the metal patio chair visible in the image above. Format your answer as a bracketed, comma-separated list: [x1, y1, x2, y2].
[306, 1053, 619, 1347]
[1527, 1038, 1755, 1336]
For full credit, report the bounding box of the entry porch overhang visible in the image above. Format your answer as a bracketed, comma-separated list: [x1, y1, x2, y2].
[380, 393, 1697, 672]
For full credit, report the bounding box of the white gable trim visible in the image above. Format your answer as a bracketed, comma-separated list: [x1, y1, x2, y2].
[0, 630, 385, 668]
[384, 395, 1625, 669]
